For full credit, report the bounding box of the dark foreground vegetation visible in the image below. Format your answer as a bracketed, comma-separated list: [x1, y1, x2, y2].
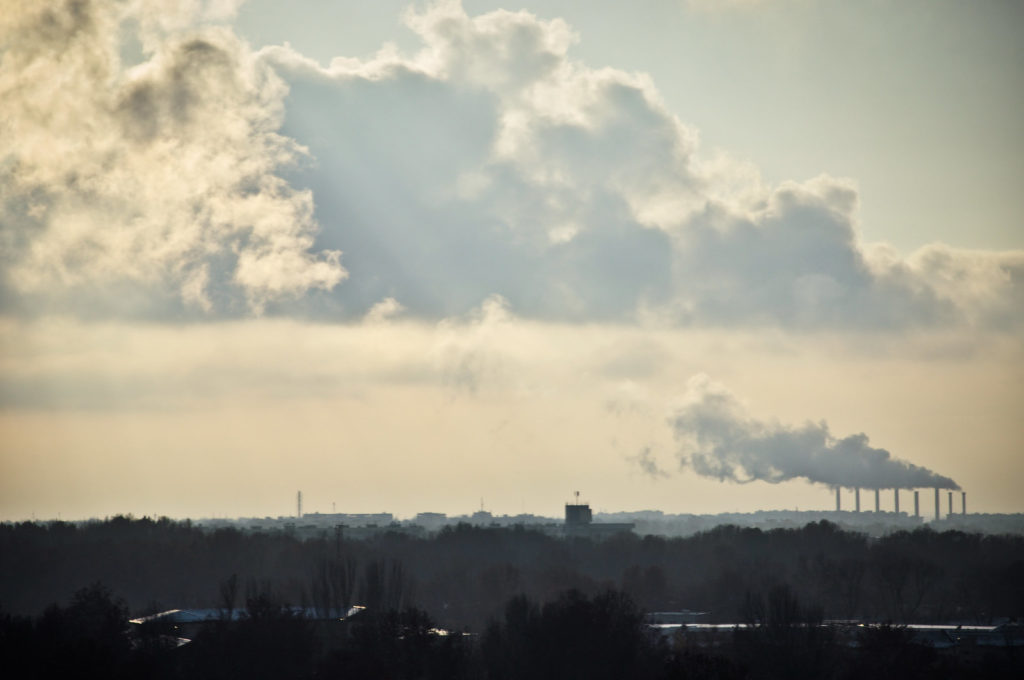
[1, 517, 1022, 678]
[1, 582, 1020, 679]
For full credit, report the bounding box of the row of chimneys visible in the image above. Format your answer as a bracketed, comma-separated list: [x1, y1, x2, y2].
[834, 487, 965, 520]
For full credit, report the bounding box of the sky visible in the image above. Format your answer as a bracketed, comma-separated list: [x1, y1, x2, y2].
[0, 0, 1021, 521]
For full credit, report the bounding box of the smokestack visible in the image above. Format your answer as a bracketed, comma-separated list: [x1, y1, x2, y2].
[835, 487, 841, 512]
[855, 488, 861, 512]
[934, 487, 940, 521]
[914, 490, 919, 518]
[875, 488, 880, 513]
[297, 490, 302, 519]
[894, 488, 899, 514]
[962, 491, 966, 515]
[948, 491, 953, 517]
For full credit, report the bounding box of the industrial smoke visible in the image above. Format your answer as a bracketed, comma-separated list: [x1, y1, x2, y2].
[671, 375, 960, 491]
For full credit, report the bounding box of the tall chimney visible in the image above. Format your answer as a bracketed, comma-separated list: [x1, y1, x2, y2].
[835, 486, 841, 512]
[297, 490, 303, 519]
[934, 487, 940, 521]
[914, 490, 919, 518]
[894, 488, 899, 514]
[962, 491, 966, 515]
[855, 488, 861, 512]
[875, 488, 880, 513]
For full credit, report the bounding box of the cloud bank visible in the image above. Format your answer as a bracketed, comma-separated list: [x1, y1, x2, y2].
[1, 0, 1021, 329]
[264, 1, 1022, 329]
[670, 374, 960, 490]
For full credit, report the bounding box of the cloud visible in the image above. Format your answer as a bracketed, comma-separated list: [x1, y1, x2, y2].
[0, 0, 345, 316]
[666, 176, 965, 329]
[433, 295, 515, 394]
[263, 5, 678, 322]
[906, 245, 1024, 331]
[670, 374, 960, 490]
[1, 0, 1020, 332]
[261, 1, 1021, 330]
[364, 296, 405, 324]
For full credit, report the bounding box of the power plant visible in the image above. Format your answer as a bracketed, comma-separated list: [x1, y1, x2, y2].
[829, 486, 966, 520]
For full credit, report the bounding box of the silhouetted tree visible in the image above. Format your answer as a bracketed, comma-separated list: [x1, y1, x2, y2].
[481, 589, 663, 680]
[318, 607, 471, 680]
[219, 572, 239, 618]
[32, 583, 130, 679]
[734, 584, 836, 680]
[181, 580, 316, 680]
[360, 559, 413, 612]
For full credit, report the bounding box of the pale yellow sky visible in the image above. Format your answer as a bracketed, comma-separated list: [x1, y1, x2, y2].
[1, 318, 1020, 519]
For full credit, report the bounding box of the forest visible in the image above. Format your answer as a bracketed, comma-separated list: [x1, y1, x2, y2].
[1, 517, 1022, 678]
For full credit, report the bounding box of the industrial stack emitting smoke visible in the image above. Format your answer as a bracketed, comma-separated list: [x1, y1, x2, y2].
[672, 376, 962, 511]
[835, 486, 966, 517]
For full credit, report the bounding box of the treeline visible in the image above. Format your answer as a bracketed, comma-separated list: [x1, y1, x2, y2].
[1, 582, 1019, 679]
[1, 517, 1023, 631]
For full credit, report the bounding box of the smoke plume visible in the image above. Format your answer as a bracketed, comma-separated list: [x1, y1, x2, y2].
[671, 375, 960, 490]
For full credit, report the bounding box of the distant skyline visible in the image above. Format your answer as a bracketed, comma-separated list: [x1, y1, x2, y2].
[1, 0, 1021, 521]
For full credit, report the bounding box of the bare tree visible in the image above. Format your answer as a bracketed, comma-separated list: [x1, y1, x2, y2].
[219, 573, 239, 620]
[360, 559, 413, 612]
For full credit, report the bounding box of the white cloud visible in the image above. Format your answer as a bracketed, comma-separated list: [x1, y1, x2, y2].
[262, 1, 1021, 330]
[364, 296, 405, 324]
[0, 1, 345, 315]
[666, 175, 964, 328]
[1, 0, 1020, 332]
[906, 245, 1024, 331]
